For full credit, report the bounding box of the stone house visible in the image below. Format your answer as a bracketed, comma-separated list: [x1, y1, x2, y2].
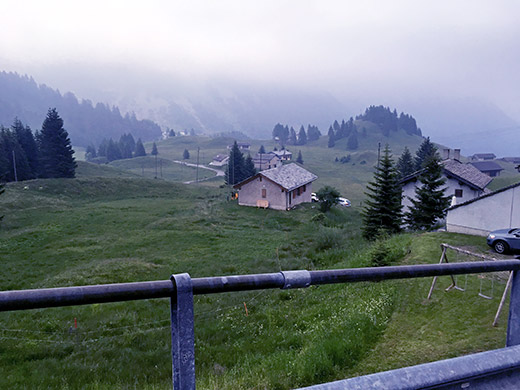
[446, 182, 520, 236]
[271, 149, 293, 161]
[253, 153, 281, 171]
[469, 161, 504, 177]
[233, 163, 318, 210]
[399, 158, 492, 215]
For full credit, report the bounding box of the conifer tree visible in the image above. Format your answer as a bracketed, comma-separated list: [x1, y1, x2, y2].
[396, 146, 415, 178]
[307, 125, 321, 141]
[243, 154, 256, 178]
[225, 141, 246, 185]
[12, 119, 39, 178]
[362, 145, 403, 240]
[39, 108, 76, 178]
[347, 128, 359, 150]
[0, 180, 4, 222]
[297, 125, 307, 145]
[288, 127, 297, 145]
[151, 142, 158, 156]
[415, 137, 436, 170]
[183, 149, 190, 159]
[327, 126, 335, 148]
[405, 152, 451, 231]
[296, 150, 303, 164]
[134, 139, 146, 157]
[0, 126, 31, 181]
[258, 145, 266, 154]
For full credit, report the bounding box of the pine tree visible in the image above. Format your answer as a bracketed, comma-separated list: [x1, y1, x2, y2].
[12, 119, 39, 178]
[297, 125, 307, 145]
[134, 139, 146, 157]
[347, 128, 359, 150]
[106, 139, 122, 162]
[288, 127, 297, 145]
[243, 154, 256, 178]
[396, 146, 415, 178]
[85, 145, 97, 161]
[327, 126, 335, 148]
[296, 150, 303, 164]
[225, 141, 246, 185]
[0, 180, 4, 222]
[415, 137, 436, 170]
[1, 126, 31, 181]
[307, 125, 321, 141]
[151, 142, 158, 156]
[183, 149, 190, 159]
[405, 152, 451, 231]
[258, 145, 266, 154]
[362, 145, 403, 240]
[39, 108, 76, 178]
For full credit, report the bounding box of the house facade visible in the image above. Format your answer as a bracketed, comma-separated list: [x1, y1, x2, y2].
[400, 159, 492, 214]
[471, 153, 496, 161]
[469, 161, 504, 177]
[271, 149, 292, 161]
[209, 154, 229, 167]
[253, 153, 280, 171]
[233, 163, 317, 210]
[446, 182, 520, 236]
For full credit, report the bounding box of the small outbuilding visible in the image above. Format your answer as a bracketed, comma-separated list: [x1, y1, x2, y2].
[209, 154, 229, 167]
[253, 153, 280, 171]
[446, 181, 520, 236]
[233, 163, 318, 210]
[469, 161, 504, 177]
[471, 153, 496, 161]
[271, 149, 293, 161]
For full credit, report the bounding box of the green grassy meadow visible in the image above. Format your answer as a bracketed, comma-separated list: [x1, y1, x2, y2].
[0, 162, 513, 389]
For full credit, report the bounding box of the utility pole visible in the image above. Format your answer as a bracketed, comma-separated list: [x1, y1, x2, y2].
[12, 150, 18, 182]
[196, 147, 200, 183]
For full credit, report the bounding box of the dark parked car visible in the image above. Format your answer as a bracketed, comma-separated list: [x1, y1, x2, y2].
[487, 228, 520, 254]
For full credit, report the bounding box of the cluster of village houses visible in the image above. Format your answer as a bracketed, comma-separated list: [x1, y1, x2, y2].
[211, 143, 520, 237]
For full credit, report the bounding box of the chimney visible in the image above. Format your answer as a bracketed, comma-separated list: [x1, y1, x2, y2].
[443, 149, 450, 160]
[454, 149, 461, 161]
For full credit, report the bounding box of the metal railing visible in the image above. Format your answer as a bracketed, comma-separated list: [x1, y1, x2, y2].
[1, 260, 520, 389]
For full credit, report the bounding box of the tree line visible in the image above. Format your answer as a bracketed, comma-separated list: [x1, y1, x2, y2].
[0, 71, 162, 147]
[85, 134, 150, 163]
[356, 105, 422, 137]
[225, 141, 256, 185]
[327, 117, 360, 149]
[362, 137, 450, 239]
[0, 109, 76, 182]
[272, 123, 321, 146]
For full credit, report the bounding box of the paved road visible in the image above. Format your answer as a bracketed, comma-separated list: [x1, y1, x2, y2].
[171, 160, 225, 184]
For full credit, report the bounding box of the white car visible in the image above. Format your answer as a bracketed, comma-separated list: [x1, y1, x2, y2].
[338, 197, 351, 207]
[311, 192, 319, 202]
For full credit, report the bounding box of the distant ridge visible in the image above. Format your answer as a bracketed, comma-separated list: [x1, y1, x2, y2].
[0, 71, 162, 146]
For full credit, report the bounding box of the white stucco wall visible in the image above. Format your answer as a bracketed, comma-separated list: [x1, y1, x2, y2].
[446, 185, 520, 236]
[236, 177, 313, 210]
[401, 176, 483, 215]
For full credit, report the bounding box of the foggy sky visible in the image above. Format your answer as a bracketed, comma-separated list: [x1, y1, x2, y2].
[2, 0, 520, 121]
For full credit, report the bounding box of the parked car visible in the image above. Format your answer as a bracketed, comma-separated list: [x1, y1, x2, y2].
[338, 197, 351, 207]
[487, 228, 520, 254]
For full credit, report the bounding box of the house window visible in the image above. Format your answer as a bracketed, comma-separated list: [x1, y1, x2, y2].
[259, 177, 262, 182]
[297, 188, 301, 196]
[303, 185, 306, 192]
[262, 189, 266, 198]
[455, 189, 463, 198]
[293, 191, 296, 199]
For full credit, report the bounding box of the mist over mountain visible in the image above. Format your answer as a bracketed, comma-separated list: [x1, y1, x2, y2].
[2, 66, 518, 156]
[0, 71, 162, 147]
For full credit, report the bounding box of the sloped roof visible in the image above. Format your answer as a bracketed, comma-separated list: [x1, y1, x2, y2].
[443, 159, 492, 190]
[253, 153, 278, 163]
[400, 159, 492, 191]
[234, 163, 317, 191]
[470, 161, 504, 172]
[260, 163, 317, 191]
[271, 150, 292, 157]
[213, 154, 229, 162]
[472, 153, 496, 159]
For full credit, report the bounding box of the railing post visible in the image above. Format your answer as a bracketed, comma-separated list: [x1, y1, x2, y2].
[170, 273, 195, 389]
[507, 270, 520, 346]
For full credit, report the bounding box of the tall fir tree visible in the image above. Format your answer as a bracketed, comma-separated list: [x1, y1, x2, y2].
[225, 141, 246, 185]
[288, 127, 297, 145]
[0, 180, 4, 222]
[414, 137, 436, 170]
[134, 139, 146, 157]
[39, 108, 76, 178]
[347, 128, 359, 150]
[258, 145, 266, 154]
[1, 126, 32, 181]
[296, 150, 304, 164]
[243, 154, 256, 178]
[405, 152, 451, 231]
[396, 146, 415, 178]
[12, 119, 39, 178]
[362, 145, 403, 240]
[151, 142, 158, 156]
[327, 126, 335, 148]
[106, 139, 122, 162]
[297, 125, 307, 145]
[307, 124, 321, 141]
[183, 149, 190, 159]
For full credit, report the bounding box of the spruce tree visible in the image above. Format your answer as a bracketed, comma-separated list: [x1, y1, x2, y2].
[296, 150, 303, 164]
[288, 127, 297, 145]
[151, 142, 158, 156]
[0, 180, 4, 222]
[258, 145, 266, 154]
[362, 145, 403, 240]
[243, 154, 256, 178]
[396, 146, 415, 178]
[297, 125, 307, 145]
[39, 108, 76, 178]
[183, 149, 190, 159]
[347, 128, 359, 150]
[225, 141, 246, 185]
[405, 152, 451, 231]
[415, 137, 436, 170]
[307, 125, 321, 141]
[12, 119, 39, 178]
[0, 126, 31, 181]
[134, 139, 146, 157]
[327, 126, 335, 148]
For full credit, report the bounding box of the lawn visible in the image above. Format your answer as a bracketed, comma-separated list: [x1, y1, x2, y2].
[0, 167, 512, 389]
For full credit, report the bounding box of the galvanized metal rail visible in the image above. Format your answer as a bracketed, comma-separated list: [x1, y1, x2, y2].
[1, 261, 520, 389]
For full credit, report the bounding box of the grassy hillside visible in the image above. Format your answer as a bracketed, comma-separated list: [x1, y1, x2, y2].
[0, 176, 511, 389]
